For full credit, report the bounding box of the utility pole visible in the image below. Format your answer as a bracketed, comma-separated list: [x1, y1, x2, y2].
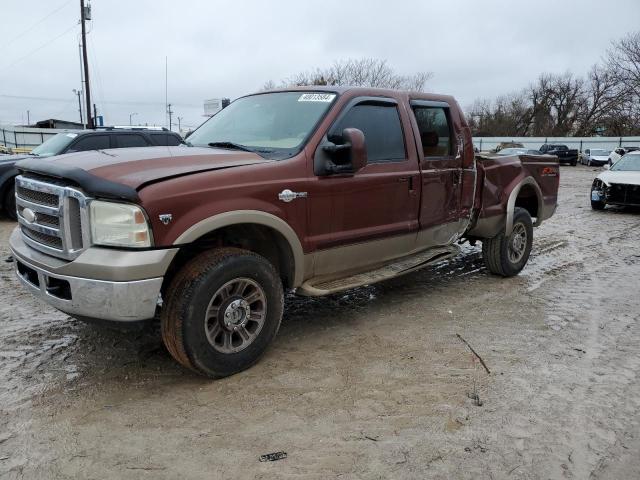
[177, 116, 183, 132]
[129, 112, 138, 125]
[167, 103, 173, 131]
[26, 110, 30, 126]
[73, 89, 83, 125]
[80, 0, 93, 129]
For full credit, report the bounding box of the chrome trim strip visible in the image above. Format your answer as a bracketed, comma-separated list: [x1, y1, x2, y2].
[15, 197, 60, 216]
[17, 216, 61, 237]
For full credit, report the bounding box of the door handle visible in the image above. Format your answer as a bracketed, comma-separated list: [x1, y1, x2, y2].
[399, 176, 415, 191]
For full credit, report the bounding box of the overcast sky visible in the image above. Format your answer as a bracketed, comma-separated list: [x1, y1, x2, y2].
[1, 0, 639, 130]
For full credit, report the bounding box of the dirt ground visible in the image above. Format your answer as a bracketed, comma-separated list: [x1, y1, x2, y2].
[1, 165, 639, 479]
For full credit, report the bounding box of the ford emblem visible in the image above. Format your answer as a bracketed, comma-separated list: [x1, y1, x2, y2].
[22, 208, 36, 223]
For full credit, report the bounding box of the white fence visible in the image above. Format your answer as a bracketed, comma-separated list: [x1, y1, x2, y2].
[0, 125, 80, 150]
[473, 136, 640, 153]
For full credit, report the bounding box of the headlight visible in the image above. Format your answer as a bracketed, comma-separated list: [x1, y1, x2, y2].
[89, 200, 152, 248]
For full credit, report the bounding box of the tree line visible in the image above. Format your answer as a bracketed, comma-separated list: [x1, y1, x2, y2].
[467, 31, 640, 137]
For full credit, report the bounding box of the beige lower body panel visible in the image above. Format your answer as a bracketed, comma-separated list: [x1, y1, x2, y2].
[299, 219, 467, 295]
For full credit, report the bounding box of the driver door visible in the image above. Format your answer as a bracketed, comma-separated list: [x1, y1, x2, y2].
[305, 97, 421, 274]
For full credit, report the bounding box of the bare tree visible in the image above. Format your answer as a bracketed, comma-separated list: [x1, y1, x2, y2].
[271, 58, 433, 91]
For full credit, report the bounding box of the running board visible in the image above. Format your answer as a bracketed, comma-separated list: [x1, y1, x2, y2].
[298, 245, 460, 297]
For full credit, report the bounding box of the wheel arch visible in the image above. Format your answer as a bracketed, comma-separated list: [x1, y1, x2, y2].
[506, 177, 544, 235]
[167, 210, 304, 289]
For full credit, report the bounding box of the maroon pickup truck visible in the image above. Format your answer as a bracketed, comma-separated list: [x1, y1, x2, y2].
[10, 87, 559, 378]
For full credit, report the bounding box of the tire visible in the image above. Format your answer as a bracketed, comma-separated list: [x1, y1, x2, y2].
[3, 185, 16, 221]
[571, 159, 577, 166]
[161, 247, 284, 378]
[482, 207, 533, 277]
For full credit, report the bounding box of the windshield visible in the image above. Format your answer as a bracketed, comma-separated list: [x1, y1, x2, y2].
[187, 91, 337, 160]
[611, 154, 640, 171]
[590, 149, 609, 156]
[551, 145, 568, 151]
[30, 132, 78, 157]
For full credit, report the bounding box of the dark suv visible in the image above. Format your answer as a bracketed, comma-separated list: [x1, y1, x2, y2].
[0, 127, 183, 219]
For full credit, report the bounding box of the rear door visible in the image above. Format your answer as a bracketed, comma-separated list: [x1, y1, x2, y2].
[409, 101, 462, 234]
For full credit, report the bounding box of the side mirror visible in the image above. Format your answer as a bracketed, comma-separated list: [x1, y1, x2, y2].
[314, 128, 368, 175]
[184, 130, 193, 139]
[604, 164, 610, 170]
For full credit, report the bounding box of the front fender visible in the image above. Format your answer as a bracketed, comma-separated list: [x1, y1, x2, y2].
[173, 210, 305, 287]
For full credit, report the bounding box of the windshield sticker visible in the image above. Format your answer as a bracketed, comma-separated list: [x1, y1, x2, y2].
[298, 93, 336, 103]
[66, 133, 78, 138]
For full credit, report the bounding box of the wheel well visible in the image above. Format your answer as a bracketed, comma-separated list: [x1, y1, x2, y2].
[514, 184, 539, 219]
[162, 223, 296, 294]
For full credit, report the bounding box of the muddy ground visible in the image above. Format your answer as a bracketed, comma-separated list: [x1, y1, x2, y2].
[1, 165, 639, 479]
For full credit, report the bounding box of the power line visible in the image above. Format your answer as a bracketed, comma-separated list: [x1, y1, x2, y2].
[0, 93, 201, 108]
[0, 0, 74, 51]
[0, 23, 78, 75]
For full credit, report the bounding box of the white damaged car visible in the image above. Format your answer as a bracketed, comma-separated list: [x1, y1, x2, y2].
[591, 151, 640, 210]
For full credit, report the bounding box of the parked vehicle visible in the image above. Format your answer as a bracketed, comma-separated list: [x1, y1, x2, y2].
[494, 142, 524, 152]
[591, 151, 640, 210]
[580, 148, 611, 166]
[496, 148, 542, 156]
[609, 146, 640, 165]
[10, 87, 559, 378]
[0, 127, 183, 220]
[539, 144, 579, 166]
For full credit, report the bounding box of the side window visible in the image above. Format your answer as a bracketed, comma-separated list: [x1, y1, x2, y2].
[67, 135, 110, 152]
[413, 107, 451, 157]
[115, 134, 148, 148]
[165, 135, 182, 146]
[150, 133, 182, 146]
[332, 103, 406, 163]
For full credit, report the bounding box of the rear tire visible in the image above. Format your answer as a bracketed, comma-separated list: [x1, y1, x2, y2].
[3, 185, 16, 221]
[482, 207, 533, 277]
[161, 247, 284, 378]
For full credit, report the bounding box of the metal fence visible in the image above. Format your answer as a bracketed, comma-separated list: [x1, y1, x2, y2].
[472, 136, 640, 153]
[0, 125, 79, 150]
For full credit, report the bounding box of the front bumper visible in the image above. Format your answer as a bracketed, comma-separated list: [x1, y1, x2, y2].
[10, 228, 173, 322]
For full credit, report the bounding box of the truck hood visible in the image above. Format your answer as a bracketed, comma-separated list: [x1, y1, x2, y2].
[0, 153, 31, 164]
[597, 170, 640, 186]
[16, 146, 272, 201]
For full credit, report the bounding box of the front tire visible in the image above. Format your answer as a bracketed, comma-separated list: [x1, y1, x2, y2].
[482, 207, 533, 277]
[161, 248, 284, 378]
[3, 185, 16, 220]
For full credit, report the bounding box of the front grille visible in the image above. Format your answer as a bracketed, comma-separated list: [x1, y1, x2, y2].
[607, 184, 640, 205]
[21, 226, 63, 249]
[16, 186, 59, 207]
[15, 175, 89, 260]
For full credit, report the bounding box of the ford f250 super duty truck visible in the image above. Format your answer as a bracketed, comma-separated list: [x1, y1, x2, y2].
[10, 87, 559, 378]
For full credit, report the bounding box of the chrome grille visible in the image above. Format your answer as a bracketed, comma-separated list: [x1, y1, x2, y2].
[16, 186, 59, 207]
[21, 226, 64, 249]
[15, 175, 91, 260]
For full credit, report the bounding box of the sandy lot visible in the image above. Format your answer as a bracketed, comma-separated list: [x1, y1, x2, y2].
[1, 165, 639, 479]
